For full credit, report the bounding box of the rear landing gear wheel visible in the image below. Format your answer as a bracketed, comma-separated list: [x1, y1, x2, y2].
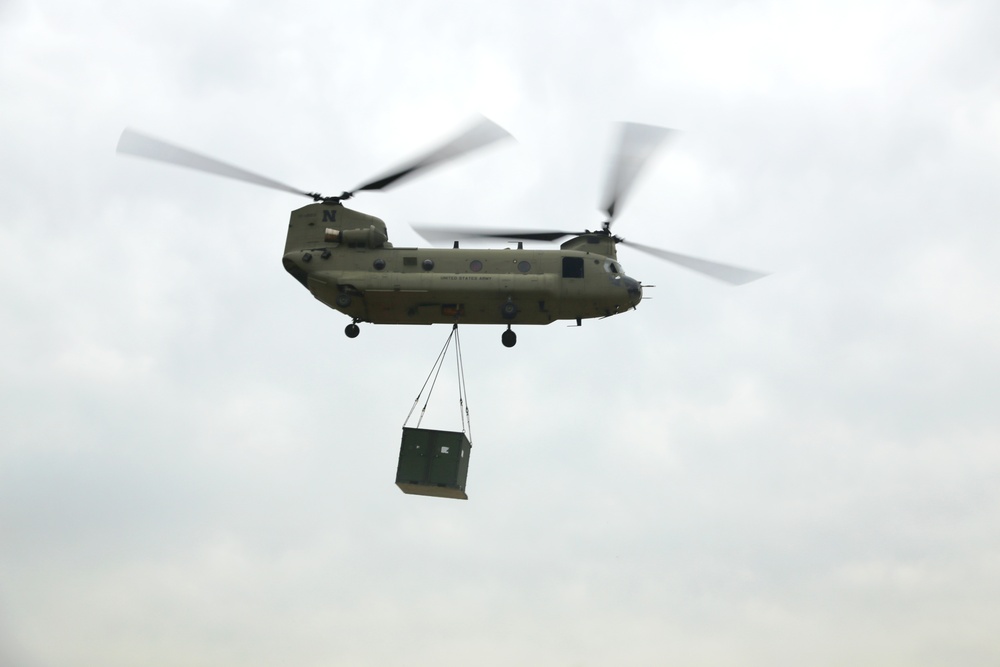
[345, 323, 360, 339]
[501, 326, 516, 348]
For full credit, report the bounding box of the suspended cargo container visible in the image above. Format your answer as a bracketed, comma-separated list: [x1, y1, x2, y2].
[396, 427, 471, 500]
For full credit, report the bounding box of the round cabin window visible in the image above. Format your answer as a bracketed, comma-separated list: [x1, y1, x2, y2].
[373, 258, 386, 270]
[518, 260, 531, 273]
[470, 260, 483, 272]
[422, 259, 435, 271]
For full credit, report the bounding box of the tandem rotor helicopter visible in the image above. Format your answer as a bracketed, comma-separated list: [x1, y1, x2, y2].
[117, 117, 768, 347]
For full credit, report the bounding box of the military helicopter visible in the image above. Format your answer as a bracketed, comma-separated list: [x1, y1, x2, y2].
[117, 117, 767, 347]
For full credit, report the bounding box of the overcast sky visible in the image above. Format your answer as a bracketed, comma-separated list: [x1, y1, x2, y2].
[2, 0, 1000, 665]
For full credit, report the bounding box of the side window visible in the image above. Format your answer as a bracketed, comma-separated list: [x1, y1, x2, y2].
[562, 256, 584, 278]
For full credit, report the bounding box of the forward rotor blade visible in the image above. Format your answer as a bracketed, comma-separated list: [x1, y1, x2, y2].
[624, 240, 769, 285]
[601, 122, 675, 223]
[352, 115, 512, 194]
[117, 129, 312, 198]
[413, 225, 577, 243]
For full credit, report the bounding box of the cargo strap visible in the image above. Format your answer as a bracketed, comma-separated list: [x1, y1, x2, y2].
[403, 324, 472, 439]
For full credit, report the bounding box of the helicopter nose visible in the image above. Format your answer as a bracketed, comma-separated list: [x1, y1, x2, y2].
[624, 276, 642, 306]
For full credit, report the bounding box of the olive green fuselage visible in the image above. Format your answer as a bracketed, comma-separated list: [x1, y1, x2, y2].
[281, 203, 642, 326]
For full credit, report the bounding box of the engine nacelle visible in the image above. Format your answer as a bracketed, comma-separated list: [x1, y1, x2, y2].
[325, 226, 389, 249]
[284, 202, 390, 254]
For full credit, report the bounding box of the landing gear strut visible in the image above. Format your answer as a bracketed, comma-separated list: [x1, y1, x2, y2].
[501, 325, 517, 348]
[345, 321, 360, 338]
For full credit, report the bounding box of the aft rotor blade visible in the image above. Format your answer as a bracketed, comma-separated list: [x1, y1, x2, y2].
[624, 240, 769, 285]
[352, 115, 512, 194]
[413, 225, 578, 243]
[117, 129, 313, 198]
[601, 122, 675, 223]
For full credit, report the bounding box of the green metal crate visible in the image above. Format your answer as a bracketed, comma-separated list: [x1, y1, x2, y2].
[396, 427, 472, 500]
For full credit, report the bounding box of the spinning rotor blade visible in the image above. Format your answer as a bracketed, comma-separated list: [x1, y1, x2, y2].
[413, 225, 577, 243]
[623, 240, 769, 285]
[601, 122, 675, 224]
[415, 225, 768, 285]
[351, 115, 512, 195]
[117, 129, 313, 198]
[414, 120, 768, 286]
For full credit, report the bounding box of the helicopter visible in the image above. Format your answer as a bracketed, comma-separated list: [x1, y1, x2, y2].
[117, 117, 767, 348]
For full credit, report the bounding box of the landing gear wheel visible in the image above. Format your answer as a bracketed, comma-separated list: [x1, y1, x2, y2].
[345, 323, 360, 339]
[501, 326, 517, 348]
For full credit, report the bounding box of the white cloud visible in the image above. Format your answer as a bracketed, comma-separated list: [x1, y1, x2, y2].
[2, 0, 1000, 665]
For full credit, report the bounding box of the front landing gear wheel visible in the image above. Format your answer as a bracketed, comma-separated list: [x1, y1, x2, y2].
[501, 326, 517, 348]
[345, 323, 360, 339]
